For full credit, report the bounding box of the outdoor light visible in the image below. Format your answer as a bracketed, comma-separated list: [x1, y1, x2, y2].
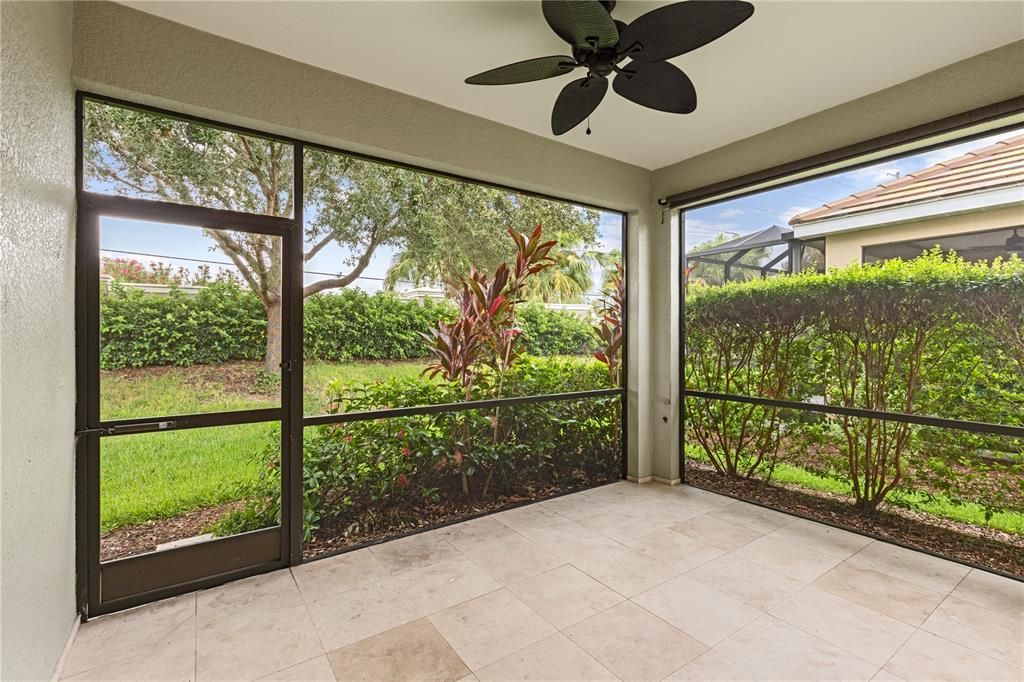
[1005, 228, 1024, 255]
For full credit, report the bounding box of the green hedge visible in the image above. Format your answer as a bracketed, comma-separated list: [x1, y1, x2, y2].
[684, 251, 1024, 516]
[516, 303, 599, 356]
[100, 283, 598, 369]
[101, 282, 266, 368]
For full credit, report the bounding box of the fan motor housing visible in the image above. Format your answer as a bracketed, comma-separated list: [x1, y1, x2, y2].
[573, 46, 625, 78]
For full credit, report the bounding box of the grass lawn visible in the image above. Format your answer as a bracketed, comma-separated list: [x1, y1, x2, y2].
[100, 360, 424, 531]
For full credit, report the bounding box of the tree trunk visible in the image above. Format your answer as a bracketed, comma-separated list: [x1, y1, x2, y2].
[264, 299, 283, 373]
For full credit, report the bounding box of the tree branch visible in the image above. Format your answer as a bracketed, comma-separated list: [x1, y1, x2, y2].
[304, 231, 337, 263]
[303, 235, 380, 297]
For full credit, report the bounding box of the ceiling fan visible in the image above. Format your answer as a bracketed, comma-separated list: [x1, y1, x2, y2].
[465, 0, 754, 136]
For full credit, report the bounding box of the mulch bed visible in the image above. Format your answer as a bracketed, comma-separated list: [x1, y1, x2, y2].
[303, 478, 616, 558]
[686, 463, 1024, 579]
[100, 501, 243, 562]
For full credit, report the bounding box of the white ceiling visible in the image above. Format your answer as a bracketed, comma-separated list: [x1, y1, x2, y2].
[123, 1, 1023, 170]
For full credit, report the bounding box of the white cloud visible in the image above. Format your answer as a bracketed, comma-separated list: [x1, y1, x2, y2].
[718, 208, 744, 219]
[779, 206, 813, 224]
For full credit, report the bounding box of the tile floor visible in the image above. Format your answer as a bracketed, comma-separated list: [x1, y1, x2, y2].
[61, 482, 1024, 681]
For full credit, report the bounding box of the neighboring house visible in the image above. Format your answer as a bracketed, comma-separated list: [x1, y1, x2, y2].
[790, 134, 1024, 267]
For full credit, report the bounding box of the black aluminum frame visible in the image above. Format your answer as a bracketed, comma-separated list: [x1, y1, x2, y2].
[75, 92, 629, 617]
[675, 108, 1024, 560]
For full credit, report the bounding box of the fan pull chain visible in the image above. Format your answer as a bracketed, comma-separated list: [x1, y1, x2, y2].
[586, 116, 592, 135]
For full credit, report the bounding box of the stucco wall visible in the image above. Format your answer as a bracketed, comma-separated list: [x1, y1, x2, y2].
[0, 2, 78, 679]
[821, 204, 1024, 267]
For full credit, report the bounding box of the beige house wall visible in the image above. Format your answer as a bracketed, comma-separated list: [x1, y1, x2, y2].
[822, 203, 1024, 267]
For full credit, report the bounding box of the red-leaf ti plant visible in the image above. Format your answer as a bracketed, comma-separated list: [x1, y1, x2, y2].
[421, 224, 557, 498]
[594, 262, 624, 388]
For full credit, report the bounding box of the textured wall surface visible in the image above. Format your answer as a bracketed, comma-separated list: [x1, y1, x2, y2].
[0, 2, 78, 679]
[653, 40, 1024, 198]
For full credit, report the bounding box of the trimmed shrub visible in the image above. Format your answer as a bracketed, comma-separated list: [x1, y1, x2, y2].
[101, 281, 265, 368]
[100, 286, 599, 369]
[516, 303, 598, 356]
[685, 251, 1024, 515]
[303, 290, 456, 362]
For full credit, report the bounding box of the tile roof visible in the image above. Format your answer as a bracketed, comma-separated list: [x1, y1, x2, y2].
[789, 134, 1024, 225]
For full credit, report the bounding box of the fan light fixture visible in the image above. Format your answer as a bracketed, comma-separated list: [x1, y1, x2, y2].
[465, 0, 755, 136]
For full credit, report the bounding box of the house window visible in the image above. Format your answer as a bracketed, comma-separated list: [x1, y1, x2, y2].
[863, 225, 1024, 263]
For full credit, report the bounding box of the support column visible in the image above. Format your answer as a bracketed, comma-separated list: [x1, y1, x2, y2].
[626, 202, 679, 485]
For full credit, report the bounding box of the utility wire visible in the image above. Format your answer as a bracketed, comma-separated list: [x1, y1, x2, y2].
[99, 248, 609, 297]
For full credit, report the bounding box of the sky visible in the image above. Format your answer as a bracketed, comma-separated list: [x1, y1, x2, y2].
[682, 126, 1023, 252]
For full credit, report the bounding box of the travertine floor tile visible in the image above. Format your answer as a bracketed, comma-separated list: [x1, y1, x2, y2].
[571, 544, 682, 597]
[922, 595, 1024, 668]
[713, 503, 796, 534]
[306, 577, 421, 651]
[949, 568, 1024, 618]
[668, 514, 764, 552]
[884, 630, 1023, 682]
[369, 531, 461, 575]
[664, 649, 760, 681]
[436, 515, 523, 554]
[509, 564, 624, 629]
[687, 554, 805, 611]
[767, 518, 873, 559]
[732, 534, 842, 582]
[429, 589, 555, 671]
[633, 575, 760, 646]
[565, 601, 706, 681]
[326, 618, 469, 682]
[63, 487, 1018, 682]
[812, 561, 945, 626]
[768, 586, 915, 666]
[461, 533, 564, 585]
[493, 502, 571, 533]
[393, 554, 500, 615]
[197, 602, 323, 681]
[848, 541, 968, 594]
[518, 520, 624, 561]
[475, 633, 616, 682]
[291, 547, 389, 602]
[539, 492, 607, 521]
[63, 617, 195, 681]
[578, 509, 675, 544]
[716, 615, 878, 681]
[257, 655, 335, 681]
[62, 593, 196, 678]
[198, 570, 299, 625]
[623, 527, 724, 573]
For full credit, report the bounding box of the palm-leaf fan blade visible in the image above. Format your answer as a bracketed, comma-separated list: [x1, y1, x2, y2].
[466, 56, 577, 85]
[618, 0, 754, 62]
[542, 0, 619, 49]
[551, 76, 607, 135]
[613, 61, 696, 113]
